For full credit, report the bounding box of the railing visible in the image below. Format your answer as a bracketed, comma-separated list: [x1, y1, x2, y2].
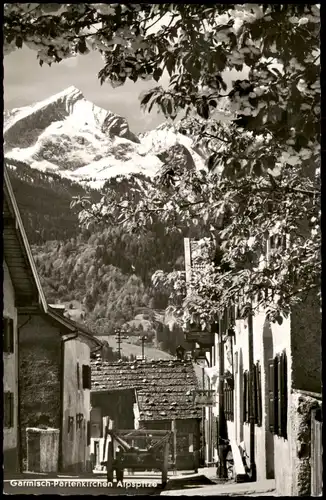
[311, 407, 323, 496]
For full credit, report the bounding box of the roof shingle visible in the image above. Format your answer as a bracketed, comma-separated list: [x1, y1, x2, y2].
[91, 359, 201, 420]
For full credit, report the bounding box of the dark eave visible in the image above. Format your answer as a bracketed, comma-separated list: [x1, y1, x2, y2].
[3, 168, 47, 311]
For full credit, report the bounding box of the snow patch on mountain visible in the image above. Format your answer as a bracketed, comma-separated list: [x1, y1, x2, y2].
[139, 123, 207, 172]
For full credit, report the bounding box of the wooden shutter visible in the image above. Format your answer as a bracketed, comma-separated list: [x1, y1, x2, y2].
[276, 355, 282, 434]
[256, 362, 262, 427]
[243, 371, 247, 423]
[268, 359, 276, 433]
[253, 364, 257, 424]
[4, 392, 14, 428]
[77, 363, 80, 389]
[280, 351, 288, 439]
[3, 318, 14, 353]
[3, 318, 8, 352]
[87, 421, 91, 446]
[243, 371, 250, 423]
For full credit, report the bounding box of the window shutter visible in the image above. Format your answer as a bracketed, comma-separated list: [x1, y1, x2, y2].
[77, 363, 80, 389]
[3, 318, 8, 352]
[276, 355, 282, 434]
[256, 363, 262, 427]
[280, 351, 288, 439]
[253, 364, 258, 424]
[4, 392, 14, 428]
[268, 359, 276, 433]
[87, 421, 91, 446]
[3, 318, 14, 353]
[243, 371, 247, 423]
[88, 365, 92, 390]
[243, 371, 250, 424]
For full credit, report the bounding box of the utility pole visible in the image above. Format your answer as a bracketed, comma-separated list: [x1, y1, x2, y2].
[116, 329, 122, 360]
[139, 335, 147, 359]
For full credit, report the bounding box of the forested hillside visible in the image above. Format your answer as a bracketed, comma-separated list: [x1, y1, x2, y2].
[6, 161, 187, 349]
[6, 158, 101, 244]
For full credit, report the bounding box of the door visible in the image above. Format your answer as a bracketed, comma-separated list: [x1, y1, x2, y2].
[263, 319, 275, 479]
[94, 441, 100, 468]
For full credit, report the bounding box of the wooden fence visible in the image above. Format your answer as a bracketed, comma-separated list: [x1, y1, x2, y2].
[311, 407, 323, 496]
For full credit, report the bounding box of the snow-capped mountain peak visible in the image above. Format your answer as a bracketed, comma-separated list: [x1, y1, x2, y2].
[4, 87, 206, 189]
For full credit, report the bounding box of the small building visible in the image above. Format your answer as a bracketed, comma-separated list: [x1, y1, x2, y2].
[90, 359, 202, 471]
[19, 309, 103, 474]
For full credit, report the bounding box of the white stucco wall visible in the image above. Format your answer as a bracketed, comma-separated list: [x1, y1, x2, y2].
[3, 260, 18, 452]
[230, 310, 293, 488]
[62, 337, 92, 472]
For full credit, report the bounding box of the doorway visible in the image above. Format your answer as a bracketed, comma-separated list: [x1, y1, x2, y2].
[263, 318, 275, 479]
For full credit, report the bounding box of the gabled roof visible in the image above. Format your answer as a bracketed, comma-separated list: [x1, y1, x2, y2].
[3, 165, 48, 311]
[47, 307, 103, 350]
[91, 359, 201, 420]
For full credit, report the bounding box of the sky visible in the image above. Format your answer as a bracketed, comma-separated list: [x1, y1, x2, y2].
[4, 45, 247, 134]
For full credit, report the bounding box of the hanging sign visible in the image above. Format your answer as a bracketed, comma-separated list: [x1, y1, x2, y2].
[193, 389, 216, 407]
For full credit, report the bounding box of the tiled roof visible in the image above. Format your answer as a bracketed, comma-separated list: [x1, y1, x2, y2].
[91, 359, 201, 421]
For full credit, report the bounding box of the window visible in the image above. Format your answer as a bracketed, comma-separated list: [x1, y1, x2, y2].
[82, 365, 91, 390]
[76, 363, 80, 389]
[76, 413, 84, 429]
[4, 391, 14, 428]
[3, 318, 14, 353]
[68, 416, 74, 433]
[253, 362, 262, 427]
[268, 351, 288, 438]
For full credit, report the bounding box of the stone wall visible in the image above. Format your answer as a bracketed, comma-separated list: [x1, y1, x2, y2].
[19, 314, 61, 468]
[291, 291, 322, 393]
[290, 391, 322, 496]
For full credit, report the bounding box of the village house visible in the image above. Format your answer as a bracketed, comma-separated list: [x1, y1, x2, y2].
[184, 237, 322, 496]
[3, 165, 103, 475]
[90, 358, 202, 472]
[19, 307, 103, 474]
[3, 166, 48, 474]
